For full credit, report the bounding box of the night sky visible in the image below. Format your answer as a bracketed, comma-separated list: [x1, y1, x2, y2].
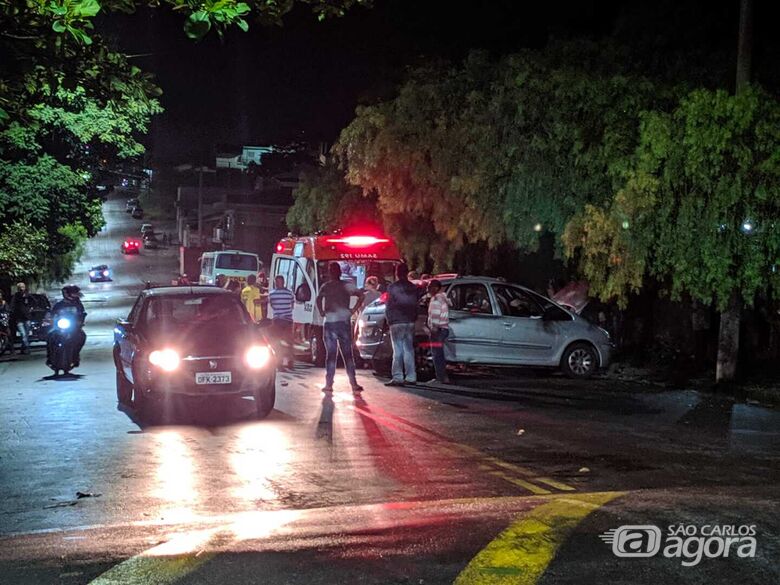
[99, 0, 778, 164]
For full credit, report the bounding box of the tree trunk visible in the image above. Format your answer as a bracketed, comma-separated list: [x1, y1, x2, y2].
[715, 0, 752, 384]
[716, 292, 742, 383]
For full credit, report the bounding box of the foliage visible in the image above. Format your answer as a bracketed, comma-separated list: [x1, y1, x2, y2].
[0, 1, 163, 282]
[332, 43, 674, 268]
[287, 162, 377, 234]
[563, 86, 780, 310]
[0, 221, 48, 279]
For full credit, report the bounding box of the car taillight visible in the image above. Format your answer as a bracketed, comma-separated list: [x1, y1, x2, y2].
[379, 292, 388, 304]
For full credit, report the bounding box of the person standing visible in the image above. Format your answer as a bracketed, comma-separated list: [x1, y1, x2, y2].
[257, 271, 270, 319]
[362, 276, 381, 309]
[0, 291, 11, 356]
[426, 279, 451, 384]
[268, 275, 296, 369]
[9, 282, 32, 355]
[385, 263, 420, 386]
[316, 262, 364, 393]
[241, 274, 263, 323]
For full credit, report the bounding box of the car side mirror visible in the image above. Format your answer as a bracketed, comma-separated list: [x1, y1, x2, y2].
[115, 319, 133, 333]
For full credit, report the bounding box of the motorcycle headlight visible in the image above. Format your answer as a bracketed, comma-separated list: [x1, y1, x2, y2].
[56, 318, 71, 330]
[245, 345, 271, 369]
[149, 349, 180, 372]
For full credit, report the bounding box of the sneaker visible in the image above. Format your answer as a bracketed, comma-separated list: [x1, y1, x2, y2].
[321, 386, 334, 393]
[384, 380, 404, 387]
[351, 385, 364, 393]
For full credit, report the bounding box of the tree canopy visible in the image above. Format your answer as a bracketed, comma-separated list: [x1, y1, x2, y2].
[0, 0, 364, 282]
[563, 85, 780, 309]
[325, 42, 675, 268]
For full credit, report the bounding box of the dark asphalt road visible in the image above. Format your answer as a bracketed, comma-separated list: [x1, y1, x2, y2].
[0, 190, 778, 585]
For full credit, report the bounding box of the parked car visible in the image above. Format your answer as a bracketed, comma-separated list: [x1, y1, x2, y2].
[113, 286, 276, 418]
[356, 276, 613, 380]
[143, 234, 159, 250]
[89, 264, 112, 282]
[131, 206, 144, 219]
[140, 223, 154, 235]
[121, 238, 141, 255]
[27, 293, 53, 344]
[126, 198, 139, 212]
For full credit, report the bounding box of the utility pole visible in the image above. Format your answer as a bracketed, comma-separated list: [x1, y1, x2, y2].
[197, 166, 204, 247]
[716, 0, 753, 383]
[735, 0, 753, 92]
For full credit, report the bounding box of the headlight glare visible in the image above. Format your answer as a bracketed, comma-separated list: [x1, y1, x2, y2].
[56, 318, 71, 330]
[149, 348, 180, 371]
[245, 345, 271, 369]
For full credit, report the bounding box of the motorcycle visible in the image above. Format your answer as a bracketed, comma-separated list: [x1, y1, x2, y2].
[47, 314, 84, 375]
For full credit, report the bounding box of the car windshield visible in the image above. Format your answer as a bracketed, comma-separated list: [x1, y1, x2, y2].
[141, 294, 249, 333]
[216, 253, 258, 271]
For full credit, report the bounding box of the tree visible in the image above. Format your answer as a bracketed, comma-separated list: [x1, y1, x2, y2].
[563, 85, 780, 354]
[287, 162, 377, 234]
[331, 42, 671, 268]
[0, 0, 365, 283]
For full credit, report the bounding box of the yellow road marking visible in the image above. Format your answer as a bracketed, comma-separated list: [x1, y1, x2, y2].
[351, 405, 576, 495]
[488, 471, 551, 495]
[89, 528, 218, 585]
[453, 491, 624, 585]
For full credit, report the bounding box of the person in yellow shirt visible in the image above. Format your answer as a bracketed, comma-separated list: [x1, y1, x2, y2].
[240, 274, 263, 322]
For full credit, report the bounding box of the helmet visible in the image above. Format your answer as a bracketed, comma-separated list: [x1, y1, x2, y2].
[61, 284, 82, 298]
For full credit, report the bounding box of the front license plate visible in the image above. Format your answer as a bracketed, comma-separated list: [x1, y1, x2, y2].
[195, 371, 232, 385]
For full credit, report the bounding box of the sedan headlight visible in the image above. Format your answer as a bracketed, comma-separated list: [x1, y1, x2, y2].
[103, 270, 110, 277]
[149, 349, 180, 371]
[89, 271, 96, 277]
[245, 345, 271, 369]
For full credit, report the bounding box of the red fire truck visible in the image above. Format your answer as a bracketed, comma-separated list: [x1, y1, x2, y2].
[270, 233, 402, 364]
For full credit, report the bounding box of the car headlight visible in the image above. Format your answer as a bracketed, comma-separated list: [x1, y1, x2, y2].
[56, 318, 71, 330]
[598, 327, 611, 340]
[245, 345, 271, 369]
[149, 349, 180, 371]
[103, 270, 109, 277]
[89, 271, 95, 277]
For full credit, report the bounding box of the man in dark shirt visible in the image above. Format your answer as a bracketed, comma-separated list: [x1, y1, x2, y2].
[385, 263, 420, 386]
[316, 262, 364, 393]
[9, 282, 32, 354]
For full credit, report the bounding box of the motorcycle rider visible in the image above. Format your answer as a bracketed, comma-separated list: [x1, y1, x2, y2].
[47, 284, 87, 371]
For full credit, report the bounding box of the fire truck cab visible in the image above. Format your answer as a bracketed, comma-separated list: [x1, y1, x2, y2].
[270, 233, 402, 365]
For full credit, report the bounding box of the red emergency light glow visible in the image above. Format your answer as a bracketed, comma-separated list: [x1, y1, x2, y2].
[325, 236, 390, 247]
[275, 241, 285, 253]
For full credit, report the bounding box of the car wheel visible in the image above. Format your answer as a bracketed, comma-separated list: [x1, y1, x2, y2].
[254, 380, 276, 419]
[116, 368, 133, 405]
[309, 330, 325, 367]
[414, 339, 435, 382]
[561, 342, 599, 379]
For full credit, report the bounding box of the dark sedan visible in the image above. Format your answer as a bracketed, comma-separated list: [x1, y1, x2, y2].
[24, 293, 52, 345]
[113, 286, 276, 418]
